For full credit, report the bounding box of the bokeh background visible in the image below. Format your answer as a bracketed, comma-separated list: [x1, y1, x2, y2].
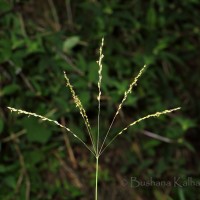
[0, 0, 200, 199]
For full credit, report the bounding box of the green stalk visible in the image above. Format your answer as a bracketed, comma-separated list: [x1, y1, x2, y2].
[95, 156, 99, 200]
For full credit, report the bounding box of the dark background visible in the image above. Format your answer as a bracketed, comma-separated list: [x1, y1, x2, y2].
[0, 0, 200, 199]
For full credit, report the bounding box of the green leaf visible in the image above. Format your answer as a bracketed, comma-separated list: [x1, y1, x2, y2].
[25, 150, 44, 166]
[0, 84, 20, 96]
[181, 140, 195, 152]
[63, 36, 80, 53]
[4, 176, 16, 189]
[147, 6, 157, 29]
[178, 188, 186, 200]
[22, 118, 52, 144]
[153, 38, 169, 54]
[0, 39, 12, 62]
[26, 38, 44, 53]
[175, 117, 196, 131]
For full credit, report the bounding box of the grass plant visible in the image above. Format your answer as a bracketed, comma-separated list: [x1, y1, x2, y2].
[8, 38, 180, 199]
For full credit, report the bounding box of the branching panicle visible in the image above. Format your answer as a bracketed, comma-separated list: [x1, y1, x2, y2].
[7, 38, 181, 200]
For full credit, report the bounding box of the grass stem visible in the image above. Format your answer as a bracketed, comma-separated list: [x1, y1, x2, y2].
[95, 156, 99, 200]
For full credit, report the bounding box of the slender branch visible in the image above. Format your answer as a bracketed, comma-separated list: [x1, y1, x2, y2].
[97, 38, 104, 155]
[64, 72, 96, 155]
[99, 65, 147, 154]
[99, 107, 181, 156]
[7, 107, 95, 156]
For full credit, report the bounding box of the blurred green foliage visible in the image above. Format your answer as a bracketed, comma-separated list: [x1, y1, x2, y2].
[0, 0, 200, 199]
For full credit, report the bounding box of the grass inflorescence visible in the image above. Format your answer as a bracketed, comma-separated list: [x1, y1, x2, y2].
[8, 38, 180, 200]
